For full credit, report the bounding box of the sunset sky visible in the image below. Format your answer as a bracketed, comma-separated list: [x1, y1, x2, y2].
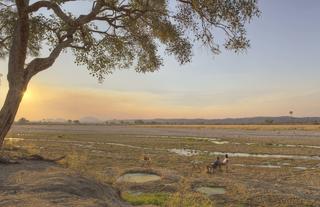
[0, 0, 320, 121]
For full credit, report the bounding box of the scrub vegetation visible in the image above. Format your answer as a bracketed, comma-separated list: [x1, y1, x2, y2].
[1, 124, 320, 206]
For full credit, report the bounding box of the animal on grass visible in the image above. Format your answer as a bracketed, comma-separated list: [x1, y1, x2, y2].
[141, 154, 151, 167]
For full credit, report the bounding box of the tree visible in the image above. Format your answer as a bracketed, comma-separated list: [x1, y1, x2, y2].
[16, 117, 30, 124]
[289, 111, 293, 116]
[0, 0, 259, 147]
[72, 120, 80, 124]
[265, 119, 274, 125]
[134, 119, 144, 125]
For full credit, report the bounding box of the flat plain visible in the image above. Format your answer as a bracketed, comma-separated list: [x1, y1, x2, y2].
[2, 124, 320, 206]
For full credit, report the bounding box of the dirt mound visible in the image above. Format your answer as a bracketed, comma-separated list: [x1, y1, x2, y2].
[0, 160, 130, 207]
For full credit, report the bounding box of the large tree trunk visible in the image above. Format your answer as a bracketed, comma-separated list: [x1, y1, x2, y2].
[0, 1, 71, 148]
[0, 0, 30, 148]
[0, 82, 27, 147]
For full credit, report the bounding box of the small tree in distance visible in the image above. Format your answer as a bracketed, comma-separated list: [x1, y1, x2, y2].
[72, 120, 80, 124]
[16, 117, 30, 124]
[0, 0, 260, 147]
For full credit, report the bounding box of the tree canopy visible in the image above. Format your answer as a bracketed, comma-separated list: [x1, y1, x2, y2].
[0, 0, 260, 147]
[0, 0, 259, 81]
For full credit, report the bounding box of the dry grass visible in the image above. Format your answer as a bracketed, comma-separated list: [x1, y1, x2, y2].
[165, 179, 215, 207]
[165, 192, 215, 207]
[3, 124, 320, 206]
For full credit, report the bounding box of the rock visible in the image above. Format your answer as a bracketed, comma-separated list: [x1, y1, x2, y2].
[0, 160, 131, 207]
[0, 156, 19, 164]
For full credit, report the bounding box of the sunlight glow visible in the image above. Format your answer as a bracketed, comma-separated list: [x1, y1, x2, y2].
[23, 89, 32, 101]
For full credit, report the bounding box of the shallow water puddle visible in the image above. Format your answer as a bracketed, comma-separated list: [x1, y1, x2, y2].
[293, 166, 308, 170]
[244, 142, 320, 149]
[233, 163, 319, 170]
[209, 151, 320, 160]
[169, 148, 320, 160]
[5, 138, 25, 141]
[233, 163, 281, 169]
[117, 173, 161, 183]
[104, 142, 144, 149]
[168, 149, 199, 156]
[191, 137, 320, 149]
[211, 140, 230, 145]
[91, 149, 105, 154]
[124, 190, 143, 196]
[191, 137, 230, 145]
[189, 137, 320, 149]
[195, 187, 226, 196]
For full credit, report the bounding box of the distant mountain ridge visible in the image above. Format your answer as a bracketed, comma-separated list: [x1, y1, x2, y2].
[138, 116, 320, 125]
[79, 116, 103, 123]
[25, 116, 320, 125]
[89, 116, 320, 125]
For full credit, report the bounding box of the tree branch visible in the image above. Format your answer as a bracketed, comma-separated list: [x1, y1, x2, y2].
[28, 0, 104, 26]
[27, 1, 75, 26]
[0, 1, 15, 8]
[26, 37, 73, 78]
[0, 35, 10, 50]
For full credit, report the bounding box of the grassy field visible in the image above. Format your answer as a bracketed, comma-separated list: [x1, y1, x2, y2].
[3, 124, 320, 206]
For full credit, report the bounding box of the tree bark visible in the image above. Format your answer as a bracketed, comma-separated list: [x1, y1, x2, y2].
[0, 0, 30, 148]
[0, 1, 73, 148]
[0, 82, 27, 147]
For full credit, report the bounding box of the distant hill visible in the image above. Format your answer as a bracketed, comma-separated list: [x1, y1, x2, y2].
[79, 116, 103, 124]
[19, 116, 320, 125]
[124, 116, 320, 125]
[39, 118, 67, 123]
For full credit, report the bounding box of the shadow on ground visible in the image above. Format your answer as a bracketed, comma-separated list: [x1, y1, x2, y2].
[0, 160, 130, 207]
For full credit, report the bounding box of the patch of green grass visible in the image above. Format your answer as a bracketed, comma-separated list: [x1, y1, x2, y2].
[122, 192, 169, 206]
[165, 192, 215, 207]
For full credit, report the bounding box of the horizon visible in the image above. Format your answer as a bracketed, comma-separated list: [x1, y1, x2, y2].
[19, 115, 320, 123]
[1, 0, 320, 120]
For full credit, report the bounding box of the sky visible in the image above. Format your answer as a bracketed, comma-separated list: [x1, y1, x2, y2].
[0, 0, 320, 121]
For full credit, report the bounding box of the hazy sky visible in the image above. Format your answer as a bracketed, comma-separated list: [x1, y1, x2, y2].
[0, 0, 320, 120]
